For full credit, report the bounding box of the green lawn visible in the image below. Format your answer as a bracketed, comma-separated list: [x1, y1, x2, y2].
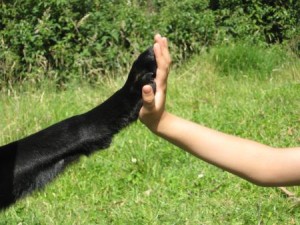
[0, 45, 300, 224]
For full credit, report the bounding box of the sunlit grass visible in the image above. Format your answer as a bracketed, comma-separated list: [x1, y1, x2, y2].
[0, 44, 299, 224]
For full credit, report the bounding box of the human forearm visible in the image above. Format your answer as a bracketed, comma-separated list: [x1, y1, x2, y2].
[153, 112, 270, 177]
[153, 112, 300, 186]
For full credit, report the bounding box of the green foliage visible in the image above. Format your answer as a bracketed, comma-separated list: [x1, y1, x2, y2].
[0, 0, 299, 86]
[211, 0, 300, 44]
[158, 0, 216, 60]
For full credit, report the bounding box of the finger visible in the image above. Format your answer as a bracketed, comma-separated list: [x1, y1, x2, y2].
[154, 36, 171, 70]
[161, 37, 171, 64]
[153, 47, 167, 89]
[153, 42, 162, 65]
[155, 36, 165, 54]
[161, 37, 168, 48]
[142, 85, 155, 110]
[154, 33, 161, 40]
[153, 43, 168, 87]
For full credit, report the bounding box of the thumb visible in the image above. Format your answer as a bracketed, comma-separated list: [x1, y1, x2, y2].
[142, 85, 155, 110]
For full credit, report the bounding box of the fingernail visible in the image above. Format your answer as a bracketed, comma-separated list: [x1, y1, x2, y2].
[143, 85, 152, 94]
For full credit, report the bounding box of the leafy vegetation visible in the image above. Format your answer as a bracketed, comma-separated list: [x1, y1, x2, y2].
[1, 0, 299, 86]
[0, 44, 299, 224]
[210, 0, 300, 43]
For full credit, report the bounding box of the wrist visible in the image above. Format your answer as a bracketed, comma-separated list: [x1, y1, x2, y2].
[150, 111, 171, 135]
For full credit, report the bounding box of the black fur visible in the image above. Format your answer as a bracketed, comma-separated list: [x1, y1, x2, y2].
[0, 47, 157, 210]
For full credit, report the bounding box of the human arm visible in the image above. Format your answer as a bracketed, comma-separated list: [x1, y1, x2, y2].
[150, 112, 300, 186]
[139, 34, 300, 187]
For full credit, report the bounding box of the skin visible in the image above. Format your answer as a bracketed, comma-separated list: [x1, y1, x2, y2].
[139, 34, 300, 187]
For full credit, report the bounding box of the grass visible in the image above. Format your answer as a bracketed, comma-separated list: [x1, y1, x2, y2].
[209, 42, 294, 80]
[0, 44, 300, 224]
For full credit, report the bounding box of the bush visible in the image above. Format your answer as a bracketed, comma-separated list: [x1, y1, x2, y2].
[158, 1, 216, 60]
[210, 0, 300, 44]
[0, 0, 165, 85]
[0, 0, 299, 86]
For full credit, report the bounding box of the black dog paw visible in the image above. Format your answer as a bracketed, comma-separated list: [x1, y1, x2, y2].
[139, 72, 157, 93]
[123, 47, 157, 96]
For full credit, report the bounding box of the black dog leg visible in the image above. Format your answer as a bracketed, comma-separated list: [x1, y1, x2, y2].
[0, 47, 157, 209]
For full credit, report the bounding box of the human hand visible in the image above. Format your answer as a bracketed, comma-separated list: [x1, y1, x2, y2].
[139, 34, 171, 133]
